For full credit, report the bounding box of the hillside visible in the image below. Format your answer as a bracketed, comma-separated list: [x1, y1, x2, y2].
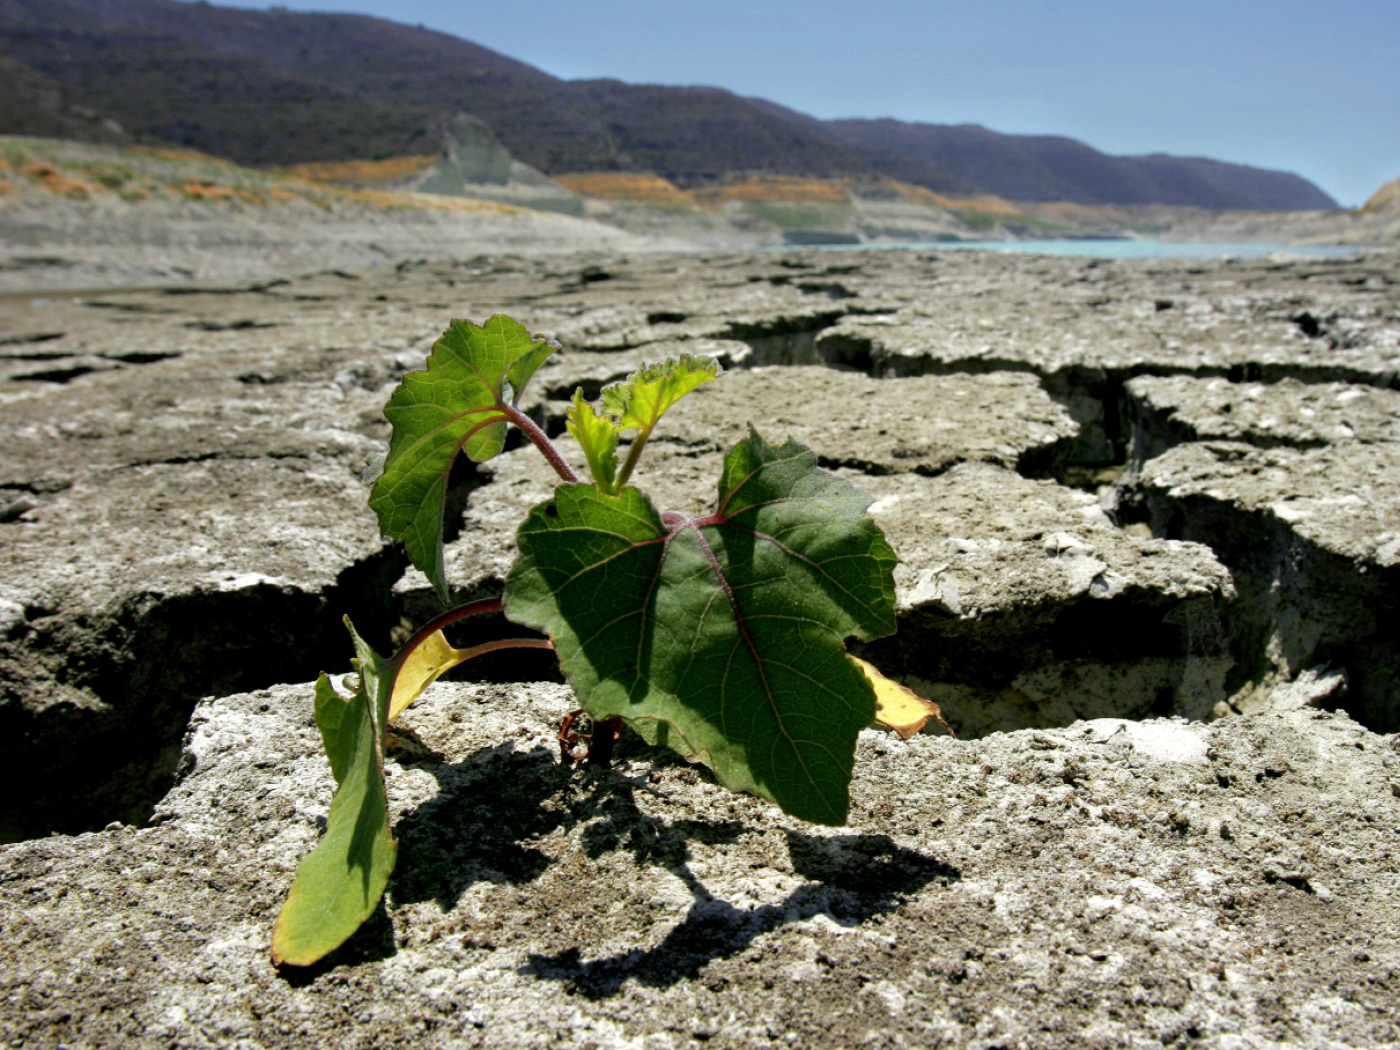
[0, 26, 443, 163]
[0, 0, 1340, 210]
[742, 97, 978, 196]
[822, 120, 1338, 212]
[0, 0, 870, 179]
[0, 50, 129, 143]
[0, 134, 648, 292]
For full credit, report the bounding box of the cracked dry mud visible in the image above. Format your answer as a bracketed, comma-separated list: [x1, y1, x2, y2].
[2, 246, 1399, 1048]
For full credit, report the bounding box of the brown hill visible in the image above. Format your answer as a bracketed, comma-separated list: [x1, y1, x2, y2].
[554, 80, 873, 186]
[0, 0, 869, 179]
[743, 97, 979, 196]
[0, 27, 442, 163]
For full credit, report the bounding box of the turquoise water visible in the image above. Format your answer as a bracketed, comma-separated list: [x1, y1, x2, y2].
[791, 239, 1361, 260]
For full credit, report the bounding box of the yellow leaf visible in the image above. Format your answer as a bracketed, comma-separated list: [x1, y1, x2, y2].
[851, 655, 954, 740]
[389, 629, 464, 721]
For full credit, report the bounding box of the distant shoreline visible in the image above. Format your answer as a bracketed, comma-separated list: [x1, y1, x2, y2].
[764, 239, 1369, 260]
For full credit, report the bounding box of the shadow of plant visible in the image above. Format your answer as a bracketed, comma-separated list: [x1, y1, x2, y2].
[388, 741, 570, 908]
[576, 772, 746, 864]
[520, 827, 959, 999]
[388, 735, 746, 907]
[384, 730, 958, 998]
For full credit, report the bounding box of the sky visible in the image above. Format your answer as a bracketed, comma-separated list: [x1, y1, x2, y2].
[219, 0, 1398, 206]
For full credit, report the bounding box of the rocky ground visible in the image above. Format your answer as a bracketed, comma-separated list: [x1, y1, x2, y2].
[2, 245, 1399, 1048]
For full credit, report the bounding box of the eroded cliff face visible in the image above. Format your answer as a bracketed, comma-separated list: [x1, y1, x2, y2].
[2, 246, 1398, 1047]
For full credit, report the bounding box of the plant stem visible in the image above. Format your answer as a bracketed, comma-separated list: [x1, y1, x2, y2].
[391, 596, 554, 669]
[391, 595, 504, 669]
[499, 402, 579, 484]
[451, 637, 556, 663]
[587, 716, 622, 768]
[612, 426, 652, 490]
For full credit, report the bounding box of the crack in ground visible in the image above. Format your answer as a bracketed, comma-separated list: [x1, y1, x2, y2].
[724, 310, 850, 367]
[0, 541, 412, 843]
[818, 325, 1400, 474]
[5, 250, 1395, 842]
[1133, 469, 1400, 734]
[732, 317, 1400, 736]
[0, 439, 505, 844]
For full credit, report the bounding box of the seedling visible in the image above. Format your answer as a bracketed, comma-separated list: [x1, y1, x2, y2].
[271, 315, 943, 967]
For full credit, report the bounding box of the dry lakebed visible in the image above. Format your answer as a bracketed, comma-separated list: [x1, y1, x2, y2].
[1, 244, 1399, 1049]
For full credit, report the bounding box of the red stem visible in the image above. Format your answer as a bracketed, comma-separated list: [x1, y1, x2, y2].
[390, 595, 504, 669]
[390, 597, 554, 665]
[499, 402, 579, 485]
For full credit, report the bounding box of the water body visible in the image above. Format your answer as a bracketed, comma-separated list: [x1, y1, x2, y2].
[795, 239, 1361, 260]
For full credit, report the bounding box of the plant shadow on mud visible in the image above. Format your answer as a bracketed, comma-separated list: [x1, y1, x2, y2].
[295, 729, 959, 993]
[387, 741, 569, 907]
[518, 731, 958, 999]
[520, 828, 959, 999]
[385, 730, 748, 911]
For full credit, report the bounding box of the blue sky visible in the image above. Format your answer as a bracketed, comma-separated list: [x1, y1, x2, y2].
[220, 0, 1397, 206]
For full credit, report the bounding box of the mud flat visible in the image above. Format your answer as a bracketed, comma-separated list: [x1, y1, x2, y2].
[2, 246, 1399, 1047]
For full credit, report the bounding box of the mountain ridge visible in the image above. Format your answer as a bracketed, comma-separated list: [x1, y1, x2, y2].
[822, 119, 1337, 211]
[0, 0, 1340, 211]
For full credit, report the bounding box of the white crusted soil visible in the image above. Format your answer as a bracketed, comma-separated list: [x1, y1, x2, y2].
[4, 245, 1400, 1048]
[2, 680, 1398, 1049]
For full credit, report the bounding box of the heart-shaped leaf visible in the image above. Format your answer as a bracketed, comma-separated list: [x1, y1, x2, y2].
[504, 427, 897, 825]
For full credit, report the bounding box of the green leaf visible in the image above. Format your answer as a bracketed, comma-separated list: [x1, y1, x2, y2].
[271, 620, 397, 967]
[504, 427, 897, 825]
[600, 353, 722, 434]
[369, 315, 558, 598]
[313, 669, 362, 785]
[566, 389, 620, 492]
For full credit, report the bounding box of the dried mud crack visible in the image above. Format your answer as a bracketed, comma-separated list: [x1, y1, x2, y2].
[2, 246, 1400, 1048]
[3, 249, 1399, 840]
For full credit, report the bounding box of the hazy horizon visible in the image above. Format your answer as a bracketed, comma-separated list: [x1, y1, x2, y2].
[201, 0, 1396, 207]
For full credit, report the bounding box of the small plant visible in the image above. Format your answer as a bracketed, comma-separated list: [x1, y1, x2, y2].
[270, 315, 943, 967]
